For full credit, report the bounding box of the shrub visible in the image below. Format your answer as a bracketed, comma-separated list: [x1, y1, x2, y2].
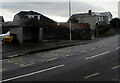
[110, 18, 120, 29]
[97, 24, 112, 36]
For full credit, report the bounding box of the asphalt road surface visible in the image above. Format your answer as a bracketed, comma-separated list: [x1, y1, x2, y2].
[1, 35, 120, 82]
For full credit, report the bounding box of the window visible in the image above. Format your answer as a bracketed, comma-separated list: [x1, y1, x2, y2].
[78, 18, 80, 20]
[101, 17, 103, 21]
[98, 17, 99, 21]
[28, 15, 34, 18]
[98, 16, 103, 21]
[27, 15, 40, 20]
[38, 16, 40, 20]
[34, 16, 38, 19]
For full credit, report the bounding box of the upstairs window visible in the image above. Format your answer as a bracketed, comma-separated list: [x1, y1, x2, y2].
[34, 16, 38, 19]
[27, 15, 40, 20]
[98, 16, 103, 21]
[28, 15, 34, 18]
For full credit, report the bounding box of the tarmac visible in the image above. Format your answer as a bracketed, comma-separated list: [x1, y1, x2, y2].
[1, 37, 105, 59]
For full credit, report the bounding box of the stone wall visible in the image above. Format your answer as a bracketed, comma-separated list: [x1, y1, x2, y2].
[10, 27, 23, 44]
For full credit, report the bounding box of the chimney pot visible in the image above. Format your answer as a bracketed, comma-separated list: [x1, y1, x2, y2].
[88, 10, 92, 15]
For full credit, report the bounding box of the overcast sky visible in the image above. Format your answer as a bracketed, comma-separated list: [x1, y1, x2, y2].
[0, 0, 119, 22]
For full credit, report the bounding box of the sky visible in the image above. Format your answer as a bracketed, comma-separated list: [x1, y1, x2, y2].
[0, 0, 119, 22]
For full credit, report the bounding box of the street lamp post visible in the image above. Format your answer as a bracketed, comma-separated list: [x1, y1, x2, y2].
[96, 23, 99, 37]
[69, 0, 72, 43]
[117, 22, 119, 30]
[56, 22, 59, 46]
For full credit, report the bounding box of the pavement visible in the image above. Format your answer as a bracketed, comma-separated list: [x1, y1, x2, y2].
[1, 35, 116, 59]
[1, 40, 90, 59]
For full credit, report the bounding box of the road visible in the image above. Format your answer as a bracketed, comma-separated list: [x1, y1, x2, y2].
[1, 35, 120, 82]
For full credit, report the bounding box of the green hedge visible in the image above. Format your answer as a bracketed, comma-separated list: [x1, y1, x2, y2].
[97, 24, 112, 36]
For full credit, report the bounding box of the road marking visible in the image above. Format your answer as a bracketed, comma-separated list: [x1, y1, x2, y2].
[3, 68, 7, 71]
[20, 62, 35, 67]
[84, 72, 100, 79]
[66, 55, 70, 56]
[0, 59, 10, 62]
[66, 54, 74, 57]
[98, 46, 102, 48]
[79, 51, 86, 53]
[20, 64, 33, 67]
[7, 60, 11, 63]
[7, 54, 19, 58]
[6, 58, 23, 63]
[1, 64, 64, 82]
[85, 51, 110, 60]
[112, 78, 118, 81]
[112, 65, 120, 69]
[117, 47, 120, 50]
[70, 54, 74, 56]
[46, 58, 58, 62]
[0, 68, 7, 72]
[14, 63, 18, 64]
[55, 54, 58, 56]
[90, 48, 95, 50]
[41, 60, 45, 61]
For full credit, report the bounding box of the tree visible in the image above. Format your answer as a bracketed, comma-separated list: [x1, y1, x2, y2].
[110, 18, 120, 29]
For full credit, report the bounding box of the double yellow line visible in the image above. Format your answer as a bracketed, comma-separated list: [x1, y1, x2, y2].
[46, 58, 58, 62]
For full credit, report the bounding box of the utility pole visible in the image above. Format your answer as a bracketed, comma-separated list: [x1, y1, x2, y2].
[56, 22, 59, 46]
[69, 0, 72, 43]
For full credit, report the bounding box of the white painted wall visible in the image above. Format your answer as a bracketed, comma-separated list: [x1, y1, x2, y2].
[78, 16, 98, 30]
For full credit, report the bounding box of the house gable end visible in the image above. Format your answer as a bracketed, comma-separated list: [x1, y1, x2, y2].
[0, 16, 4, 22]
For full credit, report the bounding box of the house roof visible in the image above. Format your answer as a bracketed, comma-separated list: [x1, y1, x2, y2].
[16, 11, 41, 18]
[0, 16, 4, 22]
[99, 12, 112, 17]
[14, 10, 56, 23]
[71, 11, 112, 18]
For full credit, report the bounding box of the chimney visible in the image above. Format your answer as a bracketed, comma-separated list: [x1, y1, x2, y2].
[88, 10, 92, 15]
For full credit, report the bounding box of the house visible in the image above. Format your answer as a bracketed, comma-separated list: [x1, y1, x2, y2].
[69, 10, 112, 30]
[13, 10, 55, 24]
[10, 10, 56, 44]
